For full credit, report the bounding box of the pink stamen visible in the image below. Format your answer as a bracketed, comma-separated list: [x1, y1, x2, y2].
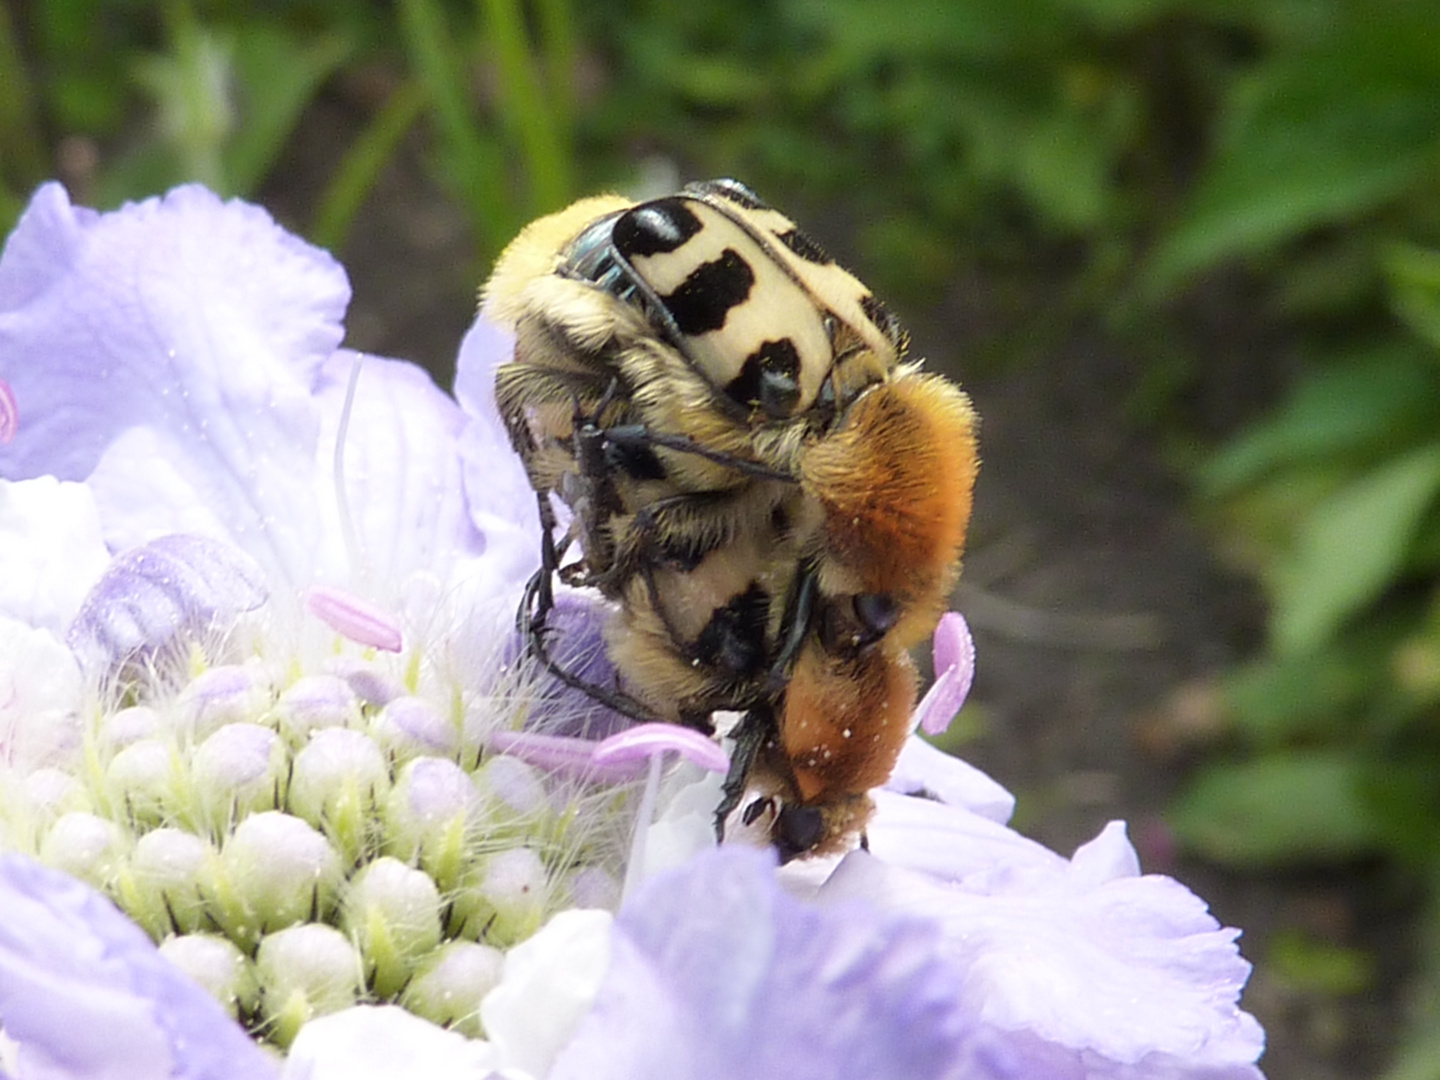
[913, 611, 976, 736]
[303, 585, 403, 652]
[486, 729, 643, 783]
[0, 378, 17, 444]
[592, 722, 730, 774]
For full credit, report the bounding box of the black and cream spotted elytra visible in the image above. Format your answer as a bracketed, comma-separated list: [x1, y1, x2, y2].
[482, 179, 978, 859]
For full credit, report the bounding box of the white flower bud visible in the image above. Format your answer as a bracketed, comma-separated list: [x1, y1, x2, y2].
[474, 755, 550, 823]
[382, 757, 479, 891]
[209, 811, 342, 946]
[342, 857, 442, 999]
[452, 847, 550, 946]
[401, 941, 505, 1038]
[371, 696, 458, 760]
[104, 739, 175, 826]
[159, 933, 258, 1019]
[325, 657, 403, 707]
[192, 723, 286, 826]
[123, 826, 212, 937]
[288, 728, 390, 863]
[275, 675, 362, 743]
[566, 865, 620, 911]
[22, 767, 90, 819]
[180, 664, 272, 741]
[40, 811, 128, 888]
[96, 705, 161, 751]
[256, 923, 363, 1048]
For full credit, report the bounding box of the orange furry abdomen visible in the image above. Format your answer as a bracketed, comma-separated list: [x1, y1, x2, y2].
[800, 370, 978, 640]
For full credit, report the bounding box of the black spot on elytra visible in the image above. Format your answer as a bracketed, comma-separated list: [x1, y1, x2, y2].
[725, 339, 802, 418]
[614, 198, 704, 258]
[661, 249, 755, 336]
[774, 227, 830, 265]
[860, 293, 904, 347]
[693, 584, 770, 675]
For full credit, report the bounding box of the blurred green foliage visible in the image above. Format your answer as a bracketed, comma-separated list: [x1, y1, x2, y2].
[4, 0, 1440, 1073]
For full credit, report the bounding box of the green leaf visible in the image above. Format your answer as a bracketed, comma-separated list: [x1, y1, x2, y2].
[1272, 445, 1440, 653]
[1222, 649, 1370, 746]
[131, 6, 234, 192]
[482, 0, 574, 213]
[1199, 345, 1440, 496]
[1169, 752, 1386, 866]
[312, 81, 427, 252]
[1381, 1025, 1440, 1080]
[1016, 111, 1111, 230]
[1147, 10, 1440, 290]
[226, 25, 351, 196]
[1268, 928, 1373, 995]
[1386, 242, 1440, 353]
[398, 0, 514, 258]
[0, 2, 46, 189]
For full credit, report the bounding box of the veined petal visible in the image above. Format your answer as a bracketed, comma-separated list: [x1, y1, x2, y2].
[311, 351, 488, 600]
[0, 617, 84, 772]
[0, 855, 277, 1080]
[0, 476, 110, 635]
[0, 183, 343, 485]
[885, 736, 1015, 824]
[864, 789, 1064, 886]
[0, 183, 343, 589]
[548, 847, 984, 1080]
[453, 318, 542, 602]
[822, 823, 1265, 1077]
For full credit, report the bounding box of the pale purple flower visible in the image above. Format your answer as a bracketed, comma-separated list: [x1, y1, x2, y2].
[0, 183, 1265, 1080]
[0, 855, 277, 1080]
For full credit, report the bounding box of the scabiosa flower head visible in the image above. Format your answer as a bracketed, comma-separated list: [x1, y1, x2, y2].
[0, 184, 1267, 1079]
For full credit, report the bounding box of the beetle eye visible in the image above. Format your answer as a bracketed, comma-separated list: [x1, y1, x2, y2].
[773, 805, 825, 862]
[853, 592, 899, 636]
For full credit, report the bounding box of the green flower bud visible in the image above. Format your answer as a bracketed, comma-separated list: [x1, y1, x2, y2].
[207, 811, 342, 946]
[275, 675, 362, 744]
[400, 940, 504, 1038]
[104, 739, 175, 828]
[180, 664, 273, 740]
[382, 757, 478, 891]
[450, 847, 550, 947]
[287, 728, 389, 865]
[41, 811, 128, 888]
[342, 856, 442, 998]
[159, 933, 258, 1019]
[121, 826, 212, 937]
[255, 923, 363, 1048]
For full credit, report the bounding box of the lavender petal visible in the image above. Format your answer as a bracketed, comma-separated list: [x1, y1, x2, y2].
[0, 854, 277, 1080]
[453, 318, 543, 599]
[549, 847, 984, 1080]
[824, 820, 1267, 1078]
